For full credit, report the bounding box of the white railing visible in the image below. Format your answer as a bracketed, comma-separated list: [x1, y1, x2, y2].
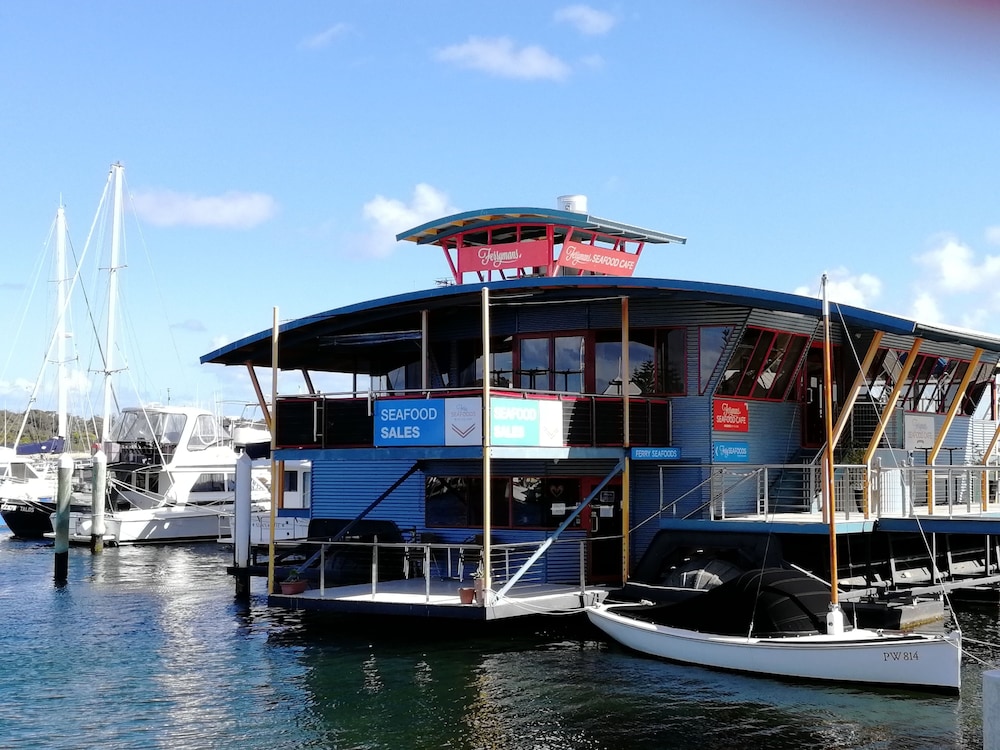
[660, 461, 1000, 521]
[272, 536, 591, 603]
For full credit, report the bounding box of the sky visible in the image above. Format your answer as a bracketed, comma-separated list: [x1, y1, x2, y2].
[1, 1, 999, 423]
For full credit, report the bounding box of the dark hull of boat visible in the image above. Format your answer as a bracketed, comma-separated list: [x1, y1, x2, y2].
[1, 498, 91, 539]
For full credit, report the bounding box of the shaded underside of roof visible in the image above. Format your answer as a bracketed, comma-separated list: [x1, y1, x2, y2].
[395, 207, 687, 246]
[200, 276, 1000, 373]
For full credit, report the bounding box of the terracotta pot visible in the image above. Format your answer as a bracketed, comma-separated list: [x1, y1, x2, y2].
[280, 579, 308, 595]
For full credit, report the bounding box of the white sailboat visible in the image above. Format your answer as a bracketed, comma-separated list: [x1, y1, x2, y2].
[586, 274, 962, 692]
[0, 203, 94, 538]
[58, 164, 270, 544]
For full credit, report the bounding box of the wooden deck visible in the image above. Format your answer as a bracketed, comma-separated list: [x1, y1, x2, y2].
[269, 576, 609, 620]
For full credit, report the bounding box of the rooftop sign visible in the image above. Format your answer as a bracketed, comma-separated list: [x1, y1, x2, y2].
[554, 240, 638, 277]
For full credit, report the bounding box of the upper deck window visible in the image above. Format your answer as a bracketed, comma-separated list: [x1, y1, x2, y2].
[716, 327, 808, 401]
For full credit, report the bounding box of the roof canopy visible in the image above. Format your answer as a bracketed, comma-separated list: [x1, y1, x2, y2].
[200, 276, 1000, 373]
[396, 207, 688, 246]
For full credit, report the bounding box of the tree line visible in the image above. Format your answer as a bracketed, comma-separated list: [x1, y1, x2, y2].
[1, 410, 104, 452]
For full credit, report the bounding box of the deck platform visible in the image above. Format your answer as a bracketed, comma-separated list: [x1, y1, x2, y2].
[269, 577, 609, 620]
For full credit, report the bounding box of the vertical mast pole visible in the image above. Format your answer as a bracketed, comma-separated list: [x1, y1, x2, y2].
[56, 204, 68, 438]
[481, 287, 491, 599]
[822, 274, 841, 613]
[101, 164, 124, 444]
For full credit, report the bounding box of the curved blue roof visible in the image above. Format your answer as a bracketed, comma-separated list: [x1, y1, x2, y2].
[396, 207, 687, 246]
[200, 275, 1000, 370]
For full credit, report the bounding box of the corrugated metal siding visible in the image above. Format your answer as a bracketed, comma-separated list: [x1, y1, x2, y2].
[311, 459, 425, 531]
[628, 464, 664, 568]
[746, 309, 820, 337]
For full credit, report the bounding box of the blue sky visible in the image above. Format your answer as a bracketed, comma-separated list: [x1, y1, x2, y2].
[2, 1, 999, 421]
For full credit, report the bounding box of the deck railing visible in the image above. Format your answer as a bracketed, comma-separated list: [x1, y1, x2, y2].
[273, 388, 671, 450]
[658, 461, 1000, 521]
[272, 536, 592, 603]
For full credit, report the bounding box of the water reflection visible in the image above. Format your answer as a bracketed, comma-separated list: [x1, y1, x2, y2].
[2, 535, 996, 750]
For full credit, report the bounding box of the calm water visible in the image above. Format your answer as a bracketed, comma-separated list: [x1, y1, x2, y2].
[1, 527, 997, 750]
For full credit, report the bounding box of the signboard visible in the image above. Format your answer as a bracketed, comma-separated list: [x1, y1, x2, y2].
[630, 447, 681, 461]
[490, 397, 564, 446]
[713, 399, 749, 432]
[713, 440, 749, 463]
[554, 240, 638, 277]
[904, 414, 936, 452]
[374, 397, 482, 446]
[457, 240, 550, 274]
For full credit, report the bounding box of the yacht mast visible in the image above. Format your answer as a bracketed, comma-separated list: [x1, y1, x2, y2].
[101, 164, 124, 444]
[56, 204, 68, 439]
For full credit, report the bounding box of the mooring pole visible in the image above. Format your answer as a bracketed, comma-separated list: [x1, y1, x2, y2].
[234, 452, 252, 599]
[90, 450, 107, 554]
[53, 453, 73, 583]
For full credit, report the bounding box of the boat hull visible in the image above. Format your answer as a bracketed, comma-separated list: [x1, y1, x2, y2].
[587, 603, 961, 692]
[1, 498, 91, 539]
[65, 505, 233, 545]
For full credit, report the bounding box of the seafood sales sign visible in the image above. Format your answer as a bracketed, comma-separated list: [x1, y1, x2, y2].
[713, 399, 748, 432]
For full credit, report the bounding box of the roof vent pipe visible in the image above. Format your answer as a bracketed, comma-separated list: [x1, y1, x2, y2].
[557, 194, 588, 213]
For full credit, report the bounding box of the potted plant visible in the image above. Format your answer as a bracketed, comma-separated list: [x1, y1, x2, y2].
[471, 562, 485, 605]
[280, 567, 308, 595]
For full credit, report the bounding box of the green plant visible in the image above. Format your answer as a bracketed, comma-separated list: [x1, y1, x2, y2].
[284, 567, 300, 582]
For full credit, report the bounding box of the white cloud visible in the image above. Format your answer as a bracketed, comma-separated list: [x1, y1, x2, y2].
[554, 5, 617, 35]
[300, 23, 352, 50]
[914, 235, 1000, 292]
[792, 268, 882, 308]
[360, 184, 457, 258]
[131, 190, 278, 229]
[435, 37, 571, 81]
[986, 226, 1000, 246]
[910, 289, 944, 324]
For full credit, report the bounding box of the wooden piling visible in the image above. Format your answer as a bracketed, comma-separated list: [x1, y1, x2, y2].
[53, 453, 73, 583]
[90, 450, 107, 554]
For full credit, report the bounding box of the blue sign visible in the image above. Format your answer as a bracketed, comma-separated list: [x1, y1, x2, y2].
[630, 447, 681, 461]
[490, 397, 541, 446]
[713, 440, 749, 463]
[374, 399, 446, 446]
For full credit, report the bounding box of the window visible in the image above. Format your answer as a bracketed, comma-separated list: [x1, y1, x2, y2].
[425, 475, 571, 529]
[699, 327, 730, 394]
[595, 329, 684, 395]
[716, 327, 808, 401]
[191, 473, 229, 492]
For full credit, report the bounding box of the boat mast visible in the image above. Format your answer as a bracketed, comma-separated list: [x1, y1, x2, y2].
[101, 164, 124, 444]
[56, 204, 68, 439]
[821, 274, 844, 632]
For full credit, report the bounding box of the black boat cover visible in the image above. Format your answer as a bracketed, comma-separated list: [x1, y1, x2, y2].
[619, 568, 831, 636]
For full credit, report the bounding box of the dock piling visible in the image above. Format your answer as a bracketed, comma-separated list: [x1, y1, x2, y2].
[233, 453, 252, 599]
[986, 670, 1000, 750]
[90, 450, 107, 554]
[53, 453, 73, 583]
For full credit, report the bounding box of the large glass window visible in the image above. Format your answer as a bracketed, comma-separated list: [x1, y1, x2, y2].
[425, 475, 574, 529]
[716, 327, 808, 401]
[699, 326, 730, 394]
[595, 329, 683, 395]
[517, 335, 584, 392]
[458, 337, 513, 387]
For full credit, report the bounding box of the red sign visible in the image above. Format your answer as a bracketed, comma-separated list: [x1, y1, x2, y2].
[457, 240, 551, 274]
[554, 240, 638, 276]
[713, 400, 749, 432]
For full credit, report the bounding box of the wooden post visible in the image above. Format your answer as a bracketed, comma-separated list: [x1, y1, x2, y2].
[53, 453, 73, 583]
[90, 450, 107, 554]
